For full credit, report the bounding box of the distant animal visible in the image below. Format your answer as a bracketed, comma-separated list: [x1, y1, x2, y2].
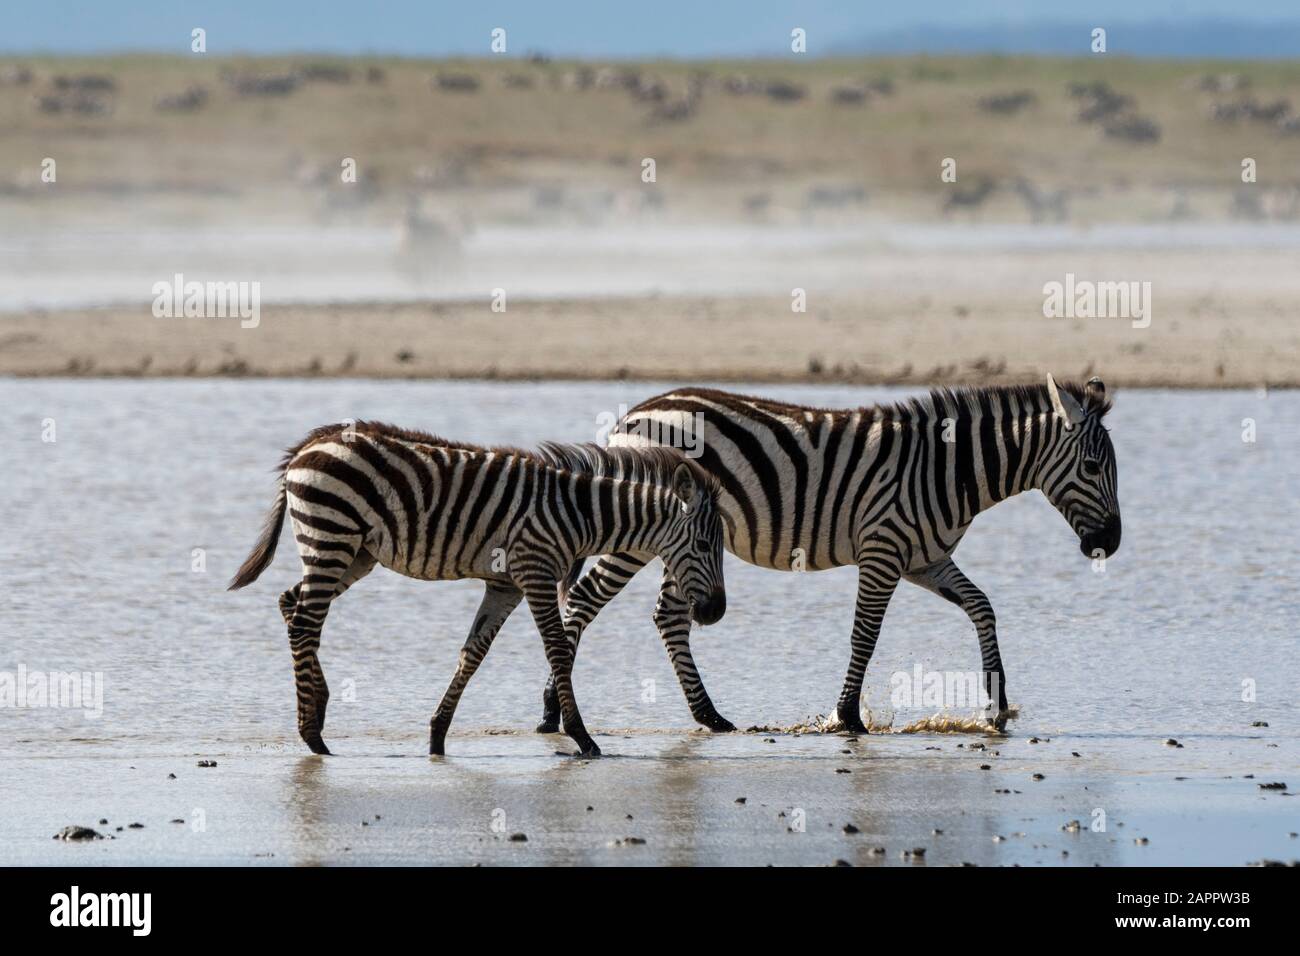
[978, 90, 1036, 115]
[1013, 178, 1069, 222]
[537, 378, 1121, 736]
[230, 425, 727, 757]
[398, 198, 471, 276]
[942, 177, 997, 215]
[433, 73, 479, 93]
[805, 183, 868, 208]
[154, 86, 208, 113]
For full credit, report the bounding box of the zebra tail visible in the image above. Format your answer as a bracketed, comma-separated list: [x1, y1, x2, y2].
[557, 559, 585, 607]
[228, 475, 288, 590]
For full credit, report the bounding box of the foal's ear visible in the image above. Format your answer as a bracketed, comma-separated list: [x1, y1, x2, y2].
[671, 462, 699, 507]
[1047, 373, 1086, 429]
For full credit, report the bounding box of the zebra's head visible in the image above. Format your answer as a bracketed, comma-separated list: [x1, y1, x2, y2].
[661, 461, 727, 626]
[1042, 375, 1121, 559]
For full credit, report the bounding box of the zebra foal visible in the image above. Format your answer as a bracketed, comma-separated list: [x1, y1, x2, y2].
[229, 422, 726, 757]
[539, 376, 1121, 734]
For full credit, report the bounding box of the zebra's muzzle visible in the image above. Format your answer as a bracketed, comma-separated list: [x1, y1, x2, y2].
[1079, 514, 1121, 558]
[691, 591, 727, 626]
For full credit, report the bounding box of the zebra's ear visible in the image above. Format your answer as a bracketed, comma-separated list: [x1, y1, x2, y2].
[671, 462, 698, 507]
[1084, 377, 1106, 409]
[1047, 373, 1085, 429]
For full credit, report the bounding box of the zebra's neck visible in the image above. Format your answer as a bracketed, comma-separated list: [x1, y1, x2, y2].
[564, 473, 674, 558]
[915, 391, 1059, 520]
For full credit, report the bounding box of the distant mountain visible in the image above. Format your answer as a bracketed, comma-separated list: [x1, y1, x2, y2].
[826, 19, 1300, 59]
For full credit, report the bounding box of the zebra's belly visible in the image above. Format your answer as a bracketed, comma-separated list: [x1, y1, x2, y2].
[365, 514, 494, 582]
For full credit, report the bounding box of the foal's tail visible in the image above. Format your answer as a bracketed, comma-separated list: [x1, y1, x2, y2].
[228, 476, 288, 590]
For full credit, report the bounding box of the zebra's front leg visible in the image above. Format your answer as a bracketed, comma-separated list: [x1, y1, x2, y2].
[525, 577, 600, 757]
[429, 581, 522, 756]
[652, 577, 734, 732]
[905, 557, 1010, 728]
[834, 549, 903, 733]
[538, 552, 650, 733]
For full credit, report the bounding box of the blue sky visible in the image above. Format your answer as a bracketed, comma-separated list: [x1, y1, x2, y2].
[6, 1, 1300, 57]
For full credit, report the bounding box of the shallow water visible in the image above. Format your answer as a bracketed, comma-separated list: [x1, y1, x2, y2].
[1, 379, 1296, 864]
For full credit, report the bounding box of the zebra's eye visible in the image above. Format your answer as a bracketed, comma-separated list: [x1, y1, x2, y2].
[1082, 458, 1101, 476]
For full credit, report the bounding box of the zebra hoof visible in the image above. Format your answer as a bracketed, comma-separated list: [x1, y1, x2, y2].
[835, 711, 869, 735]
[303, 734, 331, 755]
[573, 744, 602, 759]
[534, 718, 561, 734]
[696, 712, 737, 733]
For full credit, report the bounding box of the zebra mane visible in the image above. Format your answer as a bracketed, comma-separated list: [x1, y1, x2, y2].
[884, 382, 1112, 424]
[536, 442, 720, 496]
[279, 420, 533, 471]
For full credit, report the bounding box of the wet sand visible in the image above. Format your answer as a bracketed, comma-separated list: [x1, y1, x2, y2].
[3, 273, 1298, 388]
[9, 728, 1295, 866]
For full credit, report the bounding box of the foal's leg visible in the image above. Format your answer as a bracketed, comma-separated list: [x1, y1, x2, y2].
[280, 548, 377, 737]
[525, 578, 599, 757]
[285, 538, 372, 754]
[428, 581, 523, 755]
[538, 552, 650, 733]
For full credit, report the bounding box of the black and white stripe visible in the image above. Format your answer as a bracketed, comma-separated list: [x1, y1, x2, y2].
[539, 376, 1120, 734]
[229, 422, 726, 756]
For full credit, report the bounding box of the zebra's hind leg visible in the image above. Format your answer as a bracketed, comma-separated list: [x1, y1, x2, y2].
[285, 540, 374, 754]
[538, 552, 650, 733]
[429, 581, 523, 756]
[652, 578, 734, 732]
[905, 557, 1010, 729]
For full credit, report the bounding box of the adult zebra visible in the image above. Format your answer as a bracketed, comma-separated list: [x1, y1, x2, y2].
[228, 422, 726, 757]
[538, 376, 1120, 735]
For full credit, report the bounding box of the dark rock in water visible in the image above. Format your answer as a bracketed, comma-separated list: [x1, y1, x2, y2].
[870, 846, 886, 855]
[53, 825, 102, 841]
[1252, 721, 1269, 728]
[197, 760, 217, 768]
[170, 818, 185, 824]
[1032, 773, 1045, 781]
[1134, 837, 1150, 845]
[585, 806, 593, 812]
[835, 768, 852, 774]
[842, 823, 860, 834]
[1249, 859, 1287, 867]
[611, 836, 646, 847]
[128, 822, 144, 829]
[167, 773, 176, 779]
[833, 859, 852, 866]
[979, 764, 991, 770]
[735, 797, 747, 805]
[1259, 782, 1288, 790]
[508, 832, 528, 842]
[98, 818, 108, 825]
[1164, 738, 1182, 748]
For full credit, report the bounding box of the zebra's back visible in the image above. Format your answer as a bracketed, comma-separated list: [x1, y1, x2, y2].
[283, 423, 530, 581]
[608, 388, 890, 570]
